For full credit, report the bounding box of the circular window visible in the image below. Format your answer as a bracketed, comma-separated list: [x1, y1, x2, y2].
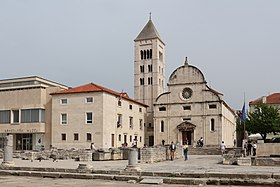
[182, 87, 193, 99]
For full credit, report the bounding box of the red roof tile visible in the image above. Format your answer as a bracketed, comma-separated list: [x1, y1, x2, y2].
[249, 93, 280, 105]
[51, 83, 148, 107]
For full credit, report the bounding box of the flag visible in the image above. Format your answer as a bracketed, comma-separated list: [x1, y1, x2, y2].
[241, 103, 246, 122]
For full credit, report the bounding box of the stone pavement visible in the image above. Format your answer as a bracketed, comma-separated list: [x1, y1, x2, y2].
[0, 155, 280, 186]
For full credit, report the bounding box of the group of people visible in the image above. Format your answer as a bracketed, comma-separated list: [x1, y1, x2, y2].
[244, 141, 257, 156]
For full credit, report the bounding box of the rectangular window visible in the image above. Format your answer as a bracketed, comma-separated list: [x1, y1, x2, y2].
[129, 104, 132, 110]
[61, 133, 66, 141]
[12, 110, 19, 123]
[86, 133, 92, 141]
[139, 107, 142, 112]
[117, 114, 122, 127]
[210, 118, 215, 131]
[209, 104, 217, 109]
[61, 113, 67, 124]
[0, 110, 10, 124]
[139, 119, 143, 130]
[118, 134, 121, 141]
[21, 109, 45, 123]
[183, 118, 191, 121]
[85, 97, 93, 103]
[129, 117, 133, 129]
[159, 106, 166, 111]
[86, 112, 93, 124]
[61, 98, 68, 105]
[183, 105, 191, 110]
[140, 65, 144, 73]
[140, 136, 142, 142]
[130, 135, 132, 142]
[74, 133, 79, 141]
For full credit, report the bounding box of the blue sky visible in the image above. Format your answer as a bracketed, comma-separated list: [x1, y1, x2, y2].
[0, 0, 279, 109]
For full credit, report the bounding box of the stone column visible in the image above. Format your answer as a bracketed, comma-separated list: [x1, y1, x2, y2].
[125, 148, 140, 171]
[1, 135, 15, 167]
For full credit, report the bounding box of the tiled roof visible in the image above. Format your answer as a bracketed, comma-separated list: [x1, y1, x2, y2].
[249, 93, 280, 105]
[207, 85, 224, 96]
[51, 83, 148, 107]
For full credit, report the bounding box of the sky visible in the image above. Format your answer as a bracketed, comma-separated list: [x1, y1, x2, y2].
[0, 0, 279, 110]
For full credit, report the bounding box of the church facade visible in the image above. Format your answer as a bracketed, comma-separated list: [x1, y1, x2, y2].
[134, 18, 236, 147]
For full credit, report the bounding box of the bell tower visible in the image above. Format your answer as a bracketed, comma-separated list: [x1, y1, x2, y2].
[134, 16, 165, 146]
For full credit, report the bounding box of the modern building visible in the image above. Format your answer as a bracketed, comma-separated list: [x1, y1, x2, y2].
[0, 76, 68, 150]
[153, 58, 236, 147]
[50, 83, 147, 149]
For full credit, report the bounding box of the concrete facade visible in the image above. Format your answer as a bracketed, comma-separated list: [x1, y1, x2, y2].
[153, 60, 236, 147]
[0, 76, 68, 150]
[51, 83, 147, 149]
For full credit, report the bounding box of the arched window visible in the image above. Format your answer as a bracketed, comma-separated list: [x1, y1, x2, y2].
[146, 50, 150, 59]
[150, 49, 152, 58]
[160, 120, 164, 132]
[210, 118, 215, 131]
[140, 50, 143, 60]
[144, 50, 146, 59]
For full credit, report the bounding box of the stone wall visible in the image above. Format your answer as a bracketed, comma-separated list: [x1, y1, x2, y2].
[140, 145, 183, 163]
[256, 143, 280, 157]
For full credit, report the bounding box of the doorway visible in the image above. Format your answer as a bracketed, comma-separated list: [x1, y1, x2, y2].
[16, 134, 33, 150]
[182, 131, 192, 145]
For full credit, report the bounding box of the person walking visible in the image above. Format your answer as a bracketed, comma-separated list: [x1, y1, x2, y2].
[220, 141, 226, 156]
[169, 141, 176, 161]
[183, 141, 188, 161]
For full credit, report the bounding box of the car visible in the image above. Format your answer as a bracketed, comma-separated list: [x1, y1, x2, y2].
[271, 137, 280, 143]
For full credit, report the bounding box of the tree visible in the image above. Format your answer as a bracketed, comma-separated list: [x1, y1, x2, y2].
[246, 104, 280, 140]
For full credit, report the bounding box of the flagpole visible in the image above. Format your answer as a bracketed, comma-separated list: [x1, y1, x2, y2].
[243, 92, 246, 140]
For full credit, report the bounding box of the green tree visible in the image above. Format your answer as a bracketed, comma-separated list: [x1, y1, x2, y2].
[246, 104, 280, 140]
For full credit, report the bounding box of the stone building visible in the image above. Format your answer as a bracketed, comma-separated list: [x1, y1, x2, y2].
[153, 58, 236, 147]
[0, 76, 68, 150]
[134, 18, 236, 148]
[249, 93, 280, 112]
[50, 83, 147, 149]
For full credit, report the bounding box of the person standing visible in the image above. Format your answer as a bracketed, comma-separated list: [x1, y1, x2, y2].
[169, 141, 176, 161]
[183, 141, 188, 161]
[220, 141, 226, 156]
[252, 142, 257, 156]
[247, 141, 252, 156]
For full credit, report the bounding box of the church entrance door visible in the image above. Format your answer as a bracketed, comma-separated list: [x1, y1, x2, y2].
[182, 131, 192, 145]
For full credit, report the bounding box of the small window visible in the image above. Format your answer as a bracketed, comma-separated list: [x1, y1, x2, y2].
[86, 97, 93, 103]
[130, 135, 132, 142]
[86, 133, 92, 141]
[140, 65, 144, 73]
[211, 118, 215, 131]
[61, 113, 67, 125]
[61, 133, 66, 141]
[139, 119, 143, 130]
[61, 99, 67, 105]
[119, 134, 121, 141]
[74, 133, 79, 141]
[148, 123, 152, 127]
[183, 105, 191, 110]
[129, 117, 133, 129]
[159, 106, 166, 111]
[183, 118, 191, 121]
[86, 112, 93, 124]
[160, 121, 164, 132]
[140, 136, 142, 142]
[139, 107, 142, 112]
[140, 78, 144, 85]
[117, 114, 122, 127]
[129, 104, 132, 110]
[12, 110, 19, 123]
[118, 100, 122, 106]
[209, 104, 217, 109]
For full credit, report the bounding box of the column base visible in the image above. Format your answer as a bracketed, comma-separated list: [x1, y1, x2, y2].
[125, 164, 141, 172]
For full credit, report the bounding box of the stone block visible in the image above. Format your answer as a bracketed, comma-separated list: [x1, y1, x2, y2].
[237, 157, 251, 166]
[140, 178, 163, 184]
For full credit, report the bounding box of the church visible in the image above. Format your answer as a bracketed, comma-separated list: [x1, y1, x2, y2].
[134, 18, 236, 148]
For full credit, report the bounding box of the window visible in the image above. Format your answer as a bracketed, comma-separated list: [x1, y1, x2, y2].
[119, 134, 121, 141]
[129, 104, 132, 110]
[159, 106, 166, 111]
[183, 118, 191, 121]
[118, 100, 122, 106]
[210, 118, 215, 131]
[86, 133, 92, 141]
[139, 107, 142, 112]
[183, 105, 191, 110]
[61, 133, 66, 141]
[21, 109, 45, 123]
[61, 113, 67, 124]
[74, 133, 79, 141]
[85, 97, 93, 103]
[129, 117, 133, 129]
[148, 65, 153, 72]
[148, 77, 153, 85]
[140, 50, 144, 59]
[86, 112, 93, 124]
[0, 110, 10, 124]
[209, 104, 217, 109]
[140, 65, 144, 73]
[140, 78, 144, 85]
[130, 135, 132, 142]
[117, 114, 122, 127]
[140, 136, 142, 142]
[61, 98, 67, 105]
[139, 119, 143, 130]
[12, 110, 19, 123]
[160, 121, 164, 132]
